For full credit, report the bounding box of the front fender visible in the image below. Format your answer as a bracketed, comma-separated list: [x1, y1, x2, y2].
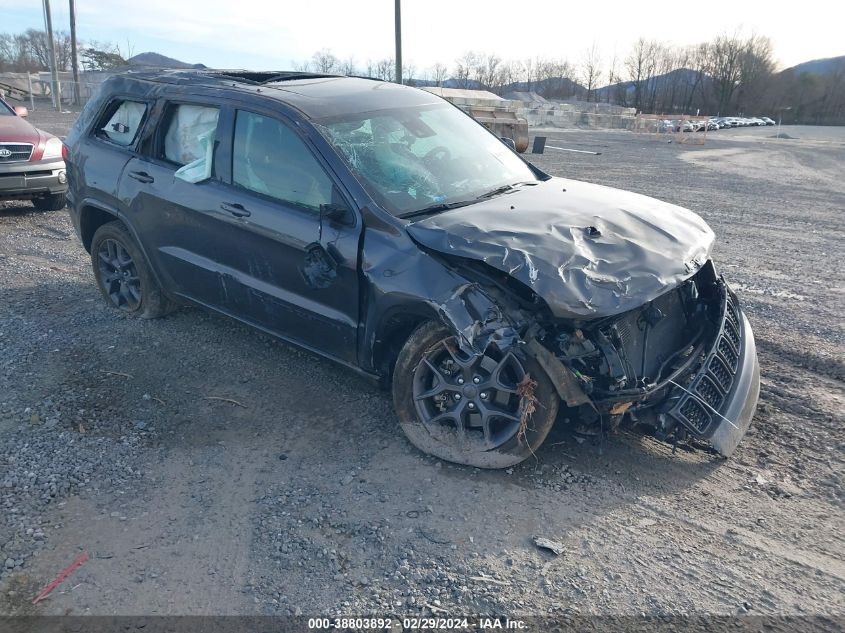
[359, 228, 523, 374]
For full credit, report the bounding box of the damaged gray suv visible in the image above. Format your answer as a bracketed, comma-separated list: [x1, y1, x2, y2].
[65, 71, 760, 468]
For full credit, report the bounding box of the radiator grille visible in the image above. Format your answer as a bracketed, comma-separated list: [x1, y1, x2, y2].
[670, 293, 743, 437]
[0, 143, 34, 163]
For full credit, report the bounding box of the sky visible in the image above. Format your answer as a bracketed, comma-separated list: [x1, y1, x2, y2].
[2, 0, 843, 74]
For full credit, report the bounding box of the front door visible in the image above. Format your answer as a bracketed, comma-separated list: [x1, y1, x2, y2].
[211, 107, 361, 363]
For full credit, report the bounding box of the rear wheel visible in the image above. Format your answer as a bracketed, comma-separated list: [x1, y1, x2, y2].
[392, 321, 559, 468]
[32, 192, 66, 211]
[90, 221, 174, 318]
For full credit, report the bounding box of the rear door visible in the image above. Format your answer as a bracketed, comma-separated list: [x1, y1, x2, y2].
[117, 100, 242, 309]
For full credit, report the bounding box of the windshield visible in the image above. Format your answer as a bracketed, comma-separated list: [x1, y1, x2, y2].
[0, 100, 14, 116]
[315, 103, 538, 217]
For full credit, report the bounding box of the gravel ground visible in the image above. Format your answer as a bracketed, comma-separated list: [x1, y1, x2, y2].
[0, 112, 843, 618]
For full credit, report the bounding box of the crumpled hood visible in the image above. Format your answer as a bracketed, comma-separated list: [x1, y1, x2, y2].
[407, 177, 715, 319]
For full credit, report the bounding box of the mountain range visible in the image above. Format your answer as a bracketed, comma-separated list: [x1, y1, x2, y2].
[123, 52, 843, 94]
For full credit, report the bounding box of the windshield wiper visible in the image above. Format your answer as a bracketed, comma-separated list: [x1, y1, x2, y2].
[398, 181, 538, 220]
[474, 181, 535, 201]
[398, 199, 476, 220]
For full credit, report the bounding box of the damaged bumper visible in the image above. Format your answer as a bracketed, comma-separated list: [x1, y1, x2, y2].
[665, 291, 760, 456]
[426, 256, 759, 457]
[524, 266, 760, 456]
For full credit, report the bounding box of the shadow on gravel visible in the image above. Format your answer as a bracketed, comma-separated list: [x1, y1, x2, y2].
[1, 279, 740, 616]
[0, 278, 725, 496]
[0, 202, 47, 217]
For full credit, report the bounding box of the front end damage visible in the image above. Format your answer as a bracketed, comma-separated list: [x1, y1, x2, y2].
[437, 261, 760, 457]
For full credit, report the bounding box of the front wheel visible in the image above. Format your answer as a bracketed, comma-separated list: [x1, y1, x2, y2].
[392, 322, 559, 468]
[32, 192, 66, 211]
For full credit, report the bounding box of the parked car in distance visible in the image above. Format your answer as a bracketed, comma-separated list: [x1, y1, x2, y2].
[64, 71, 760, 468]
[0, 96, 68, 210]
[658, 119, 676, 133]
[761, 117, 776, 125]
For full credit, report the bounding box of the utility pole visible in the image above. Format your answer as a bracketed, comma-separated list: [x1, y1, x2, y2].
[69, 0, 80, 105]
[394, 0, 402, 84]
[42, 0, 62, 111]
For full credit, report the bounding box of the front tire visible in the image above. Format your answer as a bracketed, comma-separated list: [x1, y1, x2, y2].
[32, 192, 66, 211]
[392, 322, 559, 468]
[90, 221, 174, 319]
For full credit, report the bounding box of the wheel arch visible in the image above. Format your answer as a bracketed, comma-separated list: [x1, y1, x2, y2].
[371, 305, 440, 386]
[79, 203, 120, 253]
[79, 201, 170, 298]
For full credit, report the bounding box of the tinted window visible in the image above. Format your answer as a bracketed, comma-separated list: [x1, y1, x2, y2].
[233, 111, 332, 211]
[97, 99, 147, 146]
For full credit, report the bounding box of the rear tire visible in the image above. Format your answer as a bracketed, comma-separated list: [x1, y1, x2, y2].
[32, 192, 66, 211]
[392, 321, 559, 468]
[90, 221, 174, 319]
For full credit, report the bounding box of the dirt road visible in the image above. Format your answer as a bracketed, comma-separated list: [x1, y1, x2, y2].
[1, 115, 842, 618]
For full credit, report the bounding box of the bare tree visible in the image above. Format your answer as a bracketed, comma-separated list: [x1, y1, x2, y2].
[471, 52, 502, 90]
[606, 48, 619, 103]
[338, 55, 357, 76]
[311, 48, 338, 74]
[706, 33, 744, 113]
[374, 58, 395, 82]
[520, 57, 535, 91]
[625, 38, 659, 111]
[683, 43, 711, 114]
[734, 35, 775, 113]
[0, 33, 37, 71]
[402, 60, 417, 85]
[429, 62, 448, 87]
[580, 43, 603, 101]
[453, 51, 478, 88]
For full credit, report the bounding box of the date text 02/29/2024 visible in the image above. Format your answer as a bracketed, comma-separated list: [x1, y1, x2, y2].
[307, 617, 527, 629]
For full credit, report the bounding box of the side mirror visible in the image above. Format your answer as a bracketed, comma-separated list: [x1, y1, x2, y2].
[14, 106, 28, 118]
[500, 136, 516, 150]
[320, 202, 351, 224]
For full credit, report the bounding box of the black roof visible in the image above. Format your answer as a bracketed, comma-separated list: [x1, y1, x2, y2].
[113, 69, 443, 120]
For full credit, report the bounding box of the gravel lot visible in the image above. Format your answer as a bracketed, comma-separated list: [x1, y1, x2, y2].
[1, 112, 843, 618]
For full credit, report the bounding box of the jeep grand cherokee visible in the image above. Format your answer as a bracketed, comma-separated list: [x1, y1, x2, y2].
[64, 71, 760, 468]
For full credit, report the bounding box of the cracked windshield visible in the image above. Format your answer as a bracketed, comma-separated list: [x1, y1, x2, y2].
[316, 103, 538, 217]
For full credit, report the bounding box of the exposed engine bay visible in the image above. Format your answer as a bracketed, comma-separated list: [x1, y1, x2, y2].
[441, 257, 755, 456]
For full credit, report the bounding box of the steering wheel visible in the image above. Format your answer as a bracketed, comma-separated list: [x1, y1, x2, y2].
[423, 145, 451, 163]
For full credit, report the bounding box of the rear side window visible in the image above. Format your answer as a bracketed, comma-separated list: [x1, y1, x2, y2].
[97, 99, 147, 146]
[232, 110, 332, 211]
[160, 104, 220, 183]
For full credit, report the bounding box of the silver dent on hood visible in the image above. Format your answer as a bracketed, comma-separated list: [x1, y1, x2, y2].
[406, 177, 715, 319]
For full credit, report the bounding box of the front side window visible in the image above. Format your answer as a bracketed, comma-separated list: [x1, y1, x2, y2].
[97, 99, 147, 146]
[232, 110, 332, 211]
[315, 103, 538, 217]
[161, 104, 220, 183]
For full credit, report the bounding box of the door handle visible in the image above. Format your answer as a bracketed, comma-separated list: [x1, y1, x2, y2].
[127, 171, 154, 184]
[220, 202, 251, 218]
